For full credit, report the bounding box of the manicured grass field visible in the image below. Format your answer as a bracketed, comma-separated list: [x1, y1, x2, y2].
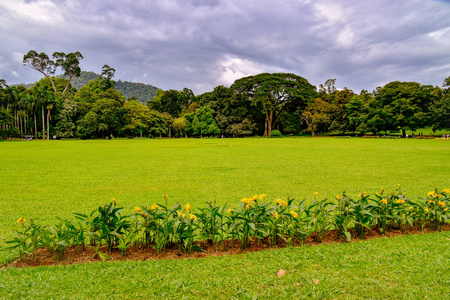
[1, 231, 449, 299]
[1, 137, 449, 298]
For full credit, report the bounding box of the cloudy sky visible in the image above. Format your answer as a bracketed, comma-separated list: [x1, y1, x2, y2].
[1, 0, 450, 95]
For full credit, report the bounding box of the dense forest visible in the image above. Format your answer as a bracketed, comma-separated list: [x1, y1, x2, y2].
[1, 50, 449, 139]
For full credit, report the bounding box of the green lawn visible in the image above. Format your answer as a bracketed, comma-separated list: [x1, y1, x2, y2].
[0, 137, 449, 298]
[1, 231, 449, 299]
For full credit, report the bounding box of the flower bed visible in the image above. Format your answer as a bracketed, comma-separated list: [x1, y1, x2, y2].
[4, 187, 449, 267]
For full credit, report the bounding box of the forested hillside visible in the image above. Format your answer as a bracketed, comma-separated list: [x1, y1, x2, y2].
[56, 71, 159, 103]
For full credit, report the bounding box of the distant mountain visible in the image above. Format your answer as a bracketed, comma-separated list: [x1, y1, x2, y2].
[58, 71, 160, 103]
[60, 71, 99, 89]
[114, 80, 160, 103]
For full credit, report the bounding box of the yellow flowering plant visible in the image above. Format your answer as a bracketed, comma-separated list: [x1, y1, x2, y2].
[3, 188, 449, 263]
[333, 192, 352, 241]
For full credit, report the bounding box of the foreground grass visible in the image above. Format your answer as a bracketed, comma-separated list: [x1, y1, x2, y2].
[1, 138, 449, 260]
[1, 231, 449, 299]
[1, 138, 449, 298]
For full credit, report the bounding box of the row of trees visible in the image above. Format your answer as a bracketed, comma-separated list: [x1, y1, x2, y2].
[1, 50, 449, 139]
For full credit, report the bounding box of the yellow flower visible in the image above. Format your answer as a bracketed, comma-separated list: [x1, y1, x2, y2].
[141, 212, 147, 217]
[112, 198, 116, 206]
[252, 195, 258, 201]
[245, 205, 250, 210]
[428, 200, 435, 204]
[428, 191, 436, 197]
[425, 208, 429, 213]
[275, 198, 288, 206]
[290, 211, 298, 218]
[16, 217, 26, 224]
[259, 194, 266, 200]
[272, 212, 279, 219]
[444, 208, 448, 212]
[359, 191, 367, 198]
[335, 195, 341, 200]
[190, 214, 198, 221]
[134, 207, 141, 212]
[313, 191, 319, 198]
[241, 197, 254, 205]
[182, 214, 186, 218]
[227, 208, 233, 213]
[438, 201, 446, 207]
[381, 198, 388, 205]
[185, 203, 191, 212]
[151, 204, 159, 210]
[163, 194, 168, 200]
[443, 189, 450, 194]
[409, 206, 414, 210]
[395, 199, 405, 204]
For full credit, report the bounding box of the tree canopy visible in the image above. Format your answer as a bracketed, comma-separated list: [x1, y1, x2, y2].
[231, 73, 317, 136]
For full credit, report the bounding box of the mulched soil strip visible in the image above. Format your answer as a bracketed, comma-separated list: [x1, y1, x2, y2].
[4, 224, 449, 268]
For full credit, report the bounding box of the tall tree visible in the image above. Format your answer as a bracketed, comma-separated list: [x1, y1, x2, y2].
[301, 98, 333, 136]
[53, 51, 84, 94]
[329, 88, 356, 135]
[24, 50, 83, 95]
[374, 81, 438, 137]
[100, 64, 116, 90]
[231, 73, 317, 136]
[429, 76, 450, 131]
[23, 50, 57, 93]
[122, 99, 150, 137]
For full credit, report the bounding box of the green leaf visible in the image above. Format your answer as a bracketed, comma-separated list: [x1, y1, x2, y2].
[344, 231, 351, 242]
[98, 252, 112, 261]
[249, 223, 256, 231]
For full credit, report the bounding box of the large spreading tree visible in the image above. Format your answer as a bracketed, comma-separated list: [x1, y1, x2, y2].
[231, 73, 317, 136]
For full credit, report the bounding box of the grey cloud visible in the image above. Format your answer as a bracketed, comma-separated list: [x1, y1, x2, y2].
[0, 0, 449, 94]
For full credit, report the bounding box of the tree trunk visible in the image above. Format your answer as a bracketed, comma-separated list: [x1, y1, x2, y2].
[24, 112, 27, 134]
[34, 111, 37, 139]
[45, 75, 58, 94]
[62, 74, 73, 94]
[401, 129, 406, 138]
[18, 112, 22, 134]
[42, 104, 45, 139]
[47, 109, 49, 140]
[267, 111, 273, 136]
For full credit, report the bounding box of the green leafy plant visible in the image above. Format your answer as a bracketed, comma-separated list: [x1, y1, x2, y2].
[269, 130, 282, 138]
[333, 193, 352, 241]
[41, 221, 72, 261]
[2, 218, 34, 261]
[89, 202, 131, 251]
[350, 192, 374, 239]
[196, 201, 227, 251]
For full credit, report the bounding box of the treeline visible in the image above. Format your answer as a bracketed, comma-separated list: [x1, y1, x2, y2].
[1, 50, 449, 139]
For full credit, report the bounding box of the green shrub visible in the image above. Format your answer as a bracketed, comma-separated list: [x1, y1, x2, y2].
[269, 130, 282, 138]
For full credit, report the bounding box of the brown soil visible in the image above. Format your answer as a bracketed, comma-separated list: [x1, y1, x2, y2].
[4, 224, 449, 269]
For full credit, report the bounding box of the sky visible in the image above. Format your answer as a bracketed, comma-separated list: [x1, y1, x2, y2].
[1, 0, 450, 95]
